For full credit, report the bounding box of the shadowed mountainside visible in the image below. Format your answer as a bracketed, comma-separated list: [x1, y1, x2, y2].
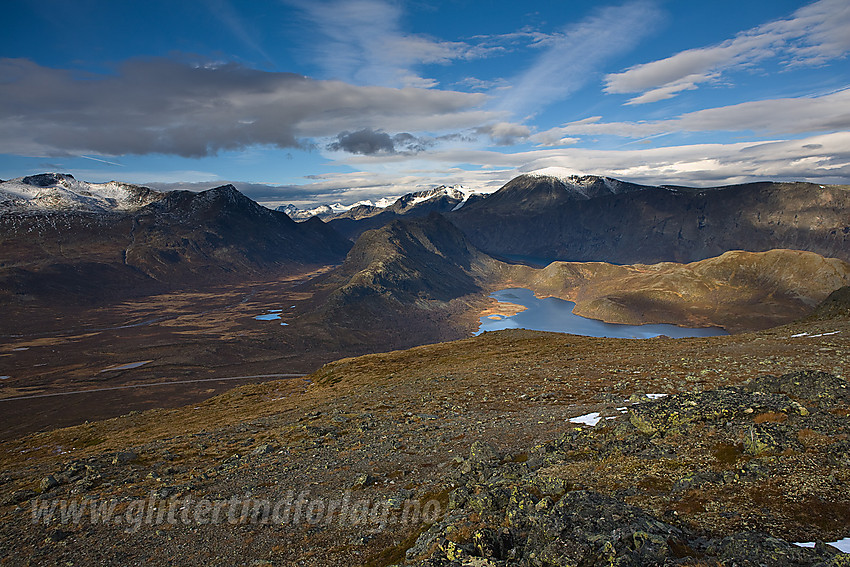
[296, 213, 498, 348]
[0, 184, 351, 302]
[451, 175, 850, 264]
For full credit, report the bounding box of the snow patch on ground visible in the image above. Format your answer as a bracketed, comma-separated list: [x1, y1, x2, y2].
[794, 538, 850, 552]
[569, 412, 602, 426]
[791, 331, 840, 338]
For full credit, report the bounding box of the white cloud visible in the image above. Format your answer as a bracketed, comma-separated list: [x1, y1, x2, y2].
[529, 130, 580, 147]
[468, 27, 566, 50]
[605, 0, 850, 104]
[545, 88, 850, 138]
[335, 131, 850, 188]
[496, 1, 663, 116]
[455, 77, 510, 92]
[206, 0, 273, 64]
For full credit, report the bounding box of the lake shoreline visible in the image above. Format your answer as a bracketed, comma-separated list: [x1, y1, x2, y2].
[477, 288, 728, 339]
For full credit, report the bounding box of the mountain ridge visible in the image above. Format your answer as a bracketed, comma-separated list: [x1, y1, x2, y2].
[453, 176, 850, 264]
[0, 182, 352, 302]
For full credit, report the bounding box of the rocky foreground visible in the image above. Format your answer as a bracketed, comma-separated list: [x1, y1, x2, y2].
[407, 370, 850, 566]
[1, 301, 849, 565]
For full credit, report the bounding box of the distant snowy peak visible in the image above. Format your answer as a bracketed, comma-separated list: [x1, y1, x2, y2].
[395, 185, 471, 209]
[0, 173, 164, 214]
[277, 204, 301, 216]
[276, 200, 376, 220]
[280, 184, 483, 220]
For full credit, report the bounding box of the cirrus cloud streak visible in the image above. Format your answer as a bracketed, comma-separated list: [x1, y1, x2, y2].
[534, 88, 850, 141]
[604, 0, 850, 104]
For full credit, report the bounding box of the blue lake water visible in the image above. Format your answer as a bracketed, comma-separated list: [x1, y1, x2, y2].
[254, 308, 289, 325]
[254, 313, 281, 321]
[477, 288, 728, 339]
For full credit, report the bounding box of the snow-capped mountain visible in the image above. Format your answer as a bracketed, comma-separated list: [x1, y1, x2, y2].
[276, 200, 379, 220]
[394, 185, 480, 212]
[523, 167, 639, 199]
[0, 173, 165, 214]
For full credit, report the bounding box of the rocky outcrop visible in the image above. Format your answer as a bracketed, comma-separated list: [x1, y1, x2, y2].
[405, 371, 850, 566]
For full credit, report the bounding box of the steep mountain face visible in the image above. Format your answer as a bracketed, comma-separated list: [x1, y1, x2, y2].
[453, 176, 850, 264]
[472, 173, 650, 214]
[126, 185, 351, 281]
[0, 180, 351, 301]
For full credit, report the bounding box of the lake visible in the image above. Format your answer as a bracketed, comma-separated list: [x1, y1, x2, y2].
[477, 288, 728, 339]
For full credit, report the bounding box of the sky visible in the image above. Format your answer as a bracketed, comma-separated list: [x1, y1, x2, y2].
[2, 0, 849, 207]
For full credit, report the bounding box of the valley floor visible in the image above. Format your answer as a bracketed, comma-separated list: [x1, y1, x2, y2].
[0, 267, 342, 440]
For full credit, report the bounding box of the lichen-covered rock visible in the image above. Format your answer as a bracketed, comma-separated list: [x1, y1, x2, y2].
[742, 422, 801, 455]
[468, 441, 500, 466]
[746, 370, 850, 403]
[715, 532, 828, 566]
[526, 490, 688, 567]
[628, 388, 797, 436]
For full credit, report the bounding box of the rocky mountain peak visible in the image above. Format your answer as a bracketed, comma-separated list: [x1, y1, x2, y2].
[21, 173, 77, 187]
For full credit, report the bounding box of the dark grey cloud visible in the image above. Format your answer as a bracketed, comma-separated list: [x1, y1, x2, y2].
[326, 129, 432, 155]
[0, 57, 491, 158]
[328, 129, 395, 154]
[475, 122, 531, 145]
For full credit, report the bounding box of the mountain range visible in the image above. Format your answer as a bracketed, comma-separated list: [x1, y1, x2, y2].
[0, 174, 351, 302]
[290, 171, 850, 265]
[287, 185, 485, 240]
[3, 170, 849, 327]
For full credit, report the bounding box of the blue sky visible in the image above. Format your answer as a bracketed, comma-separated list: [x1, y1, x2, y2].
[2, 0, 849, 206]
